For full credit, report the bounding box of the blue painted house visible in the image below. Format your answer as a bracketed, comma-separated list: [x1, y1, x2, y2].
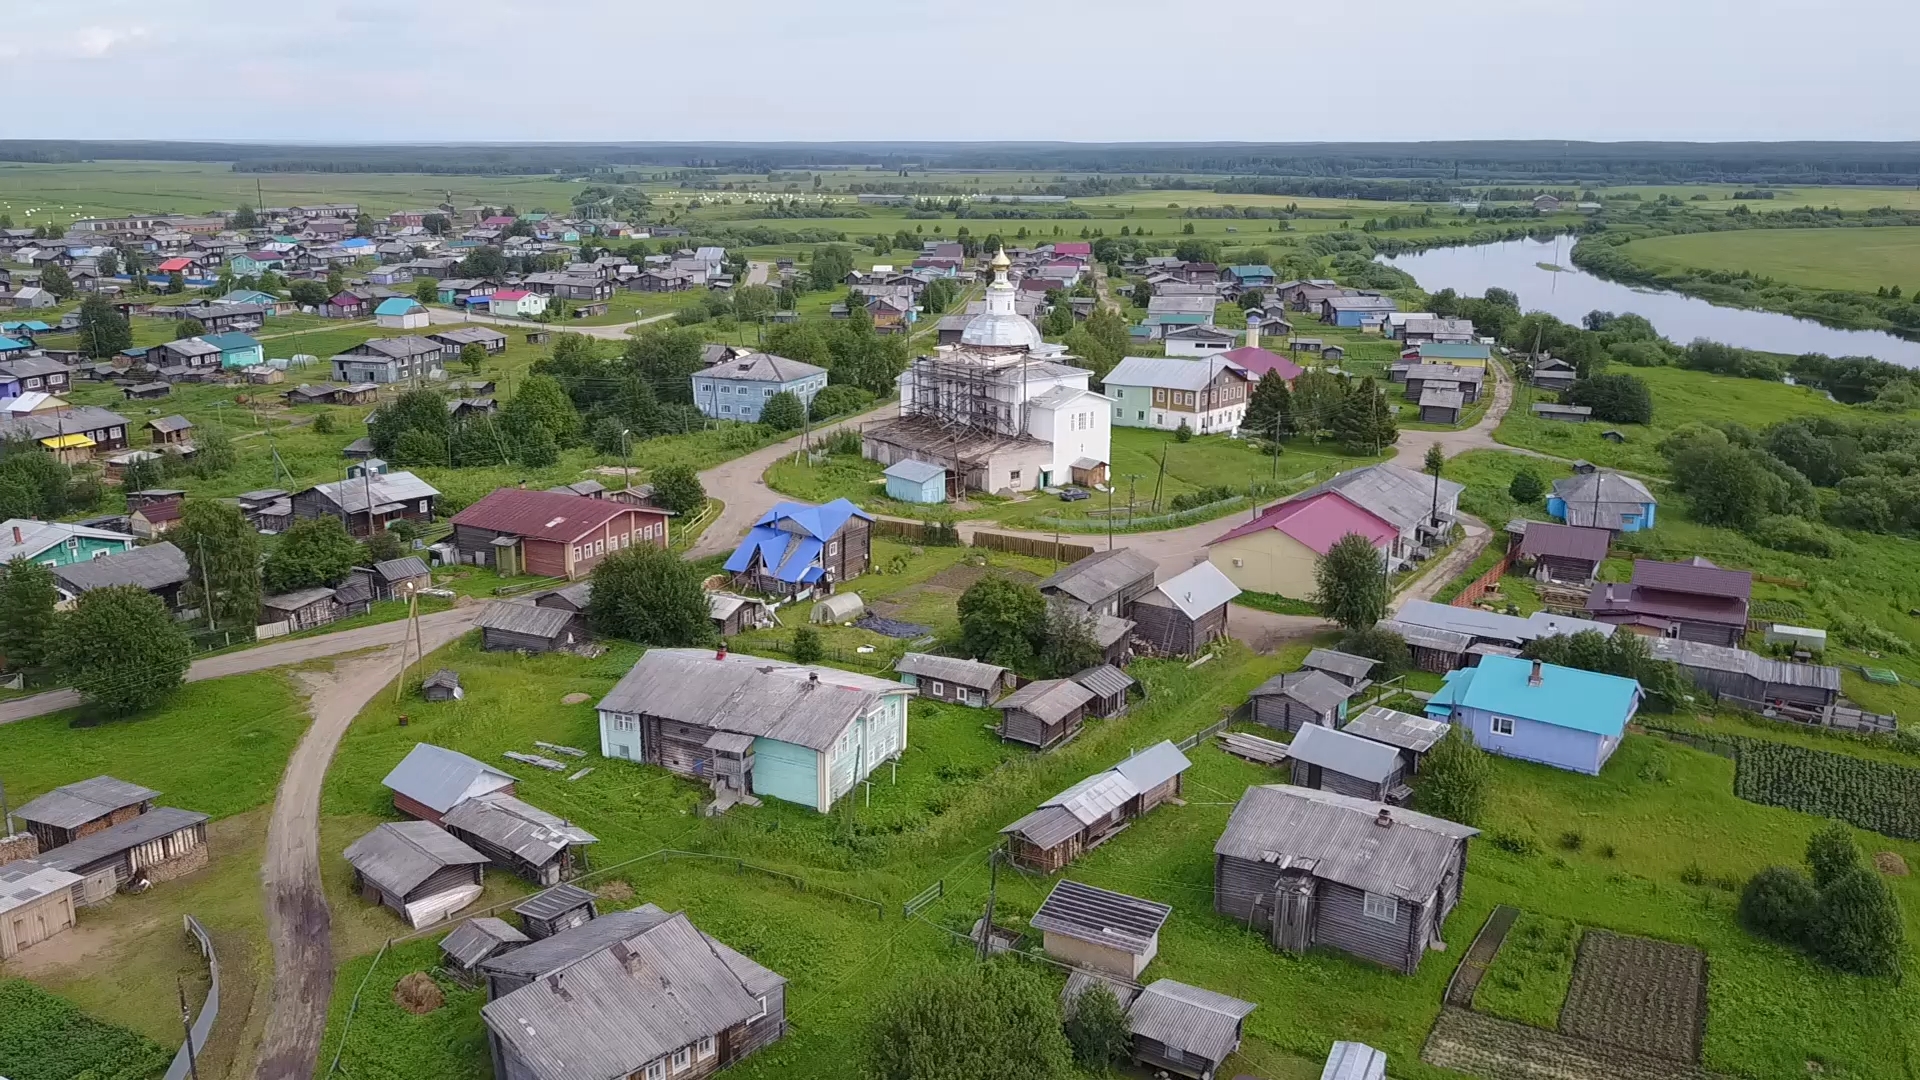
[1425, 655, 1642, 775]
[201, 332, 265, 370]
[724, 499, 873, 597]
[1547, 472, 1657, 532]
[595, 648, 914, 812]
[0, 519, 138, 568]
[883, 459, 947, 504]
[692, 352, 828, 422]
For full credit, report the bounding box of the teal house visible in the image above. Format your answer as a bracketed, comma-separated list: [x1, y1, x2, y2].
[1426, 655, 1642, 776]
[0, 519, 137, 567]
[883, 459, 947, 504]
[202, 332, 264, 369]
[595, 648, 914, 812]
[229, 252, 285, 277]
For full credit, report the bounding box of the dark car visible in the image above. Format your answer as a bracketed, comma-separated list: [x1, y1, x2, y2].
[1058, 487, 1091, 502]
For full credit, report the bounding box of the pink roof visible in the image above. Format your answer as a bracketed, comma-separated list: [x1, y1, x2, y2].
[156, 257, 191, 272]
[1209, 491, 1397, 555]
[1220, 346, 1303, 383]
[491, 289, 531, 301]
[482, 216, 516, 226]
[1053, 242, 1092, 256]
[331, 291, 362, 306]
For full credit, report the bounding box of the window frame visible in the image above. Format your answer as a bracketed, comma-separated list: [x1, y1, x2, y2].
[750, 994, 768, 1021]
[697, 1036, 716, 1060]
[671, 1047, 692, 1072]
[1362, 891, 1397, 923]
[643, 1060, 666, 1080]
[1490, 715, 1516, 737]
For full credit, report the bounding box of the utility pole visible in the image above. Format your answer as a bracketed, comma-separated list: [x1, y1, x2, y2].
[177, 979, 201, 1080]
[1151, 444, 1167, 514]
[196, 537, 215, 632]
[977, 848, 1001, 962]
[621, 429, 633, 493]
[1124, 473, 1140, 528]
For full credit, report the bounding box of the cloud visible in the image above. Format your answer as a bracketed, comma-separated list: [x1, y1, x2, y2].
[66, 25, 149, 59]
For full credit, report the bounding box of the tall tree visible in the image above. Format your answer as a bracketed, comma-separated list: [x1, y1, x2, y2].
[1424, 442, 1447, 524]
[1332, 377, 1397, 454]
[649, 464, 706, 516]
[502, 373, 581, 445]
[40, 263, 73, 300]
[1038, 602, 1102, 678]
[587, 546, 712, 646]
[264, 516, 360, 593]
[54, 586, 192, 715]
[75, 294, 132, 358]
[231, 203, 258, 229]
[0, 557, 57, 672]
[1313, 532, 1388, 631]
[958, 575, 1046, 668]
[1244, 370, 1293, 440]
[172, 500, 262, 628]
[1415, 724, 1492, 826]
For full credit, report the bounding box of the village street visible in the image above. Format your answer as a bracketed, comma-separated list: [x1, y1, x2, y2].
[425, 304, 672, 340]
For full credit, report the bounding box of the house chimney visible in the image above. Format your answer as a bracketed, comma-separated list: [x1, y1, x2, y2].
[715, 645, 727, 660]
[1529, 659, 1543, 687]
[9, 525, 19, 546]
[1374, 808, 1392, 829]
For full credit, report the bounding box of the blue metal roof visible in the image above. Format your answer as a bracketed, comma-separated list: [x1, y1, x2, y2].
[1441, 655, 1640, 736]
[0, 336, 29, 352]
[724, 499, 872, 583]
[375, 297, 423, 316]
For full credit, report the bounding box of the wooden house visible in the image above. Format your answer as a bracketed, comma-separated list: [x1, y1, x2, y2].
[1002, 742, 1190, 873]
[50, 541, 190, 613]
[1649, 638, 1841, 712]
[721, 499, 871, 598]
[1374, 618, 1472, 673]
[478, 601, 580, 653]
[442, 795, 598, 887]
[707, 592, 770, 638]
[1071, 664, 1135, 718]
[1588, 558, 1751, 646]
[1248, 670, 1352, 733]
[1515, 522, 1610, 586]
[259, 587, 343, 632]
[1214, 786, 1476, 974]
[995, 678, 1096, 749]
[1031, 879, 1171, 979]
[1039, 547, 1157, 617]
[422, 669, 464, 702]
[478, 905, 787, 1080]
[291, 468, 440, 538]
[0, 862, 81, 959]
[1130, 562, 1240, 656]
[343, 821, 487, 929]
[894, 652, 1012, 707]
[13, 776, 158, 851]
[533, 581, 594, 641]
[512, 883, 598, 940]
[440, 916, 528, 983]
[146, 414, 193, 446]
[1286, 724, 1411, 804]
[1339, 706, 1450, 775]
[34, 806, 209, 906]
[1065, 976, 1256, 1080]
[1300, 649, 1377, 694]
[380, 743, 517, 824]
[450, 487, 670, 580]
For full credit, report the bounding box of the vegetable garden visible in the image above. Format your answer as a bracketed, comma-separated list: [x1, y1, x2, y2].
[1731, 739, 1920, 840]
[0, 979, 171, 1080]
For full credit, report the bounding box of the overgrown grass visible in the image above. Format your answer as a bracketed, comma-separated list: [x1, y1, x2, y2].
[0, 979, 171, 1080]
[1474, 913, 1581, 1029]
[1620, 226, 1920, 294]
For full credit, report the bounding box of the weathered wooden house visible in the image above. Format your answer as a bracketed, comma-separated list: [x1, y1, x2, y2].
[1130, 561, 1240, 656]
[355, 556, 432, 600]
[512, 883, 598, 940]
[380, 743, 517, 824]
[478, 601, 581, 653]
[1339, 706, 1450, 775]
[1286, 724, 1410, 804]
[1301, 648, 1378, 694]
[1515, 522, 1610, 586]
[1213, 786, 1475, 974]
[13, 776, 158, 852]
[1092, 612, 1136, 666]
[34, 806, 210, 906]
[259, 587, 343, 632]
[440, 916, 528, 983]
[442, 794, 598, 887]
[1373, 618, 1472, 673]
[422, 669, 464, 701]
[290, 468, 440, 538]
[1248, 670, 1352, 733]
[451, 487, 670, 580]
[1039, 547, 1158, 617]
[0, 862, 81, 959]
[1071, 663, 1135, 718]
[1065, 976, 1256, 1080]
[1649, 637, 1841, 712]
[343, 821, 488, 928]
[1002, 741, 1190, 873]
[893, 652, 1012, 707]
[530, 580, 594, 640]
[707, 591, 770, 638]
[479, 905, 787, 1080]
[1032, 878, 1171, 979]
[995, 678, 1096, 749]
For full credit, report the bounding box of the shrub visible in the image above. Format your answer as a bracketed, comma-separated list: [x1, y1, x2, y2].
[810, 384, 875, 420]
[863, 962, 1072, 1080]
[649, 463, 706, 516]
[1637, 746, 1671, 783]
[1168, 484, 1235, 512]
[760, 391, 806, 431]
[1753, 514, 1843, 557]
[1063, 981, 1131, 1071]
[1174, 419, 1193, 442]
[1507, 467, 1544, 504]
[1558, 830, 1584, 851]
[1807, 821, 1862, 888]
[1810, 867, 1905, 976]
[1487, 830, 1541, 857]
[312, 410, 336, 434]
[1418, 725, 1491, 827]
[1337, 625, 1409, 677]
[789, 626, 824, 664]
[1738, 865, 1819, 945]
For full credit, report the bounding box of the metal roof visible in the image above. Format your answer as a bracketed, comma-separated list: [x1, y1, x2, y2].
[1516, 522, 1611, 564]
[1288, 723, 1403, 783]
[1112, 741, 1190, 792]
[1214, 785, 1476, 902]
[1437, 655, 1641, 736]
[1029, 879, 1171, 956]
[380, 743, 516, 815]
[1290, 463, 1464, 532]
[146, 414, 193, 433]
[1042, 771, 1138, 825]
[1091, 612, 1134, 649]
[596, 649, 906, 752]
[1040, 547, 1158, 607]
[1649, 637, 1840, 691]
[1322, 1041, 1388, 1080]
[1127, 980, 1256, 1067]
[1341, 706, 1449, 754]
[1106, 355, 1243, 392]
[1063, 969, 1141, 1015]
[1137, 560, 1241, 621]
[443, 794, 597, 865]
[895, 652, 1007, 688]
[513, 883, 598, 922]
[373, 556, 430, 582]
[15, 776, 159, 829]
[699, 351, 826, 383]
[1250, 669, 1352, 715]
[481, 908, 784, 1080]
[343, 821, 486, 895]
[1302, 649, 1377, 681]
[441, 916, 528, 968]
[1549, 472, 1656, 530]
[1418, 387, 1464, 411]
[0, 860, 82, 916]
[1071, 663, 1134, 699]
[484, 906, 676, 978]
[35, 807, 209, 873]
[452, 487, 656, 543]
[882, 458, 946, 484]
[51, 542, 190, 594]
[477, 601, 577, 640]
[995, 678, 1095, 724]
[1630, 557, 1752, 601]
[1393, 599, 1616, 647]
[306, 469, 440, 516]
[1001, 805, 1083, 849]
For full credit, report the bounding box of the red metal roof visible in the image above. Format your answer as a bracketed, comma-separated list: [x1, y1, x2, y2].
[450, 487, 663, 543]
[490, 289, 530, 301]
[1209, 490, 1397, 555]
[156, 258, 191, 272]
[1052, 242, 1092, 256]
[1220, 346, 1303, 383]
[1630, 557, 1751, 601]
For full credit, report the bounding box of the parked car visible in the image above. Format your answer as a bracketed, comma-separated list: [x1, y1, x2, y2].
[1058, 487, 1091, 502]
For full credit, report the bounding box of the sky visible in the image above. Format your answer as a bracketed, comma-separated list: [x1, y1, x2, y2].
[4, 0, 1917, 143]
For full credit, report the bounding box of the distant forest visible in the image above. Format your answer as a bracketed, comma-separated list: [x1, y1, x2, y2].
[5, 140, 1920, 187]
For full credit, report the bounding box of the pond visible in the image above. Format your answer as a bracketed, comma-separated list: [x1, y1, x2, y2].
[1382, 237, 1920, 368]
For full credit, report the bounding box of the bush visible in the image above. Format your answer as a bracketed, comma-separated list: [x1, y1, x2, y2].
[1174, 420, 1193, 442]
[1487, 830, 1541, 857]
[760, 390, 806, 431]
[1565, 372, 1653, 424]
[1738, 865, 1819, 946]
[1558, 830, 1584, 851]
[810, 384, 875, 420]
[54, 586, 193, 715]
[1416, 724, 1491, 827]
[1752, 514, 1843, 558]
[790, 626, 823, 664]
[1807, 821, 1861, 888]
[1168, 484, 1235, 512]
[1062, 981, 1131, 1071]
[1810, 867, 1905, 976]
[1637, 746, 1671, 783]
[312, 410, 336, 434]
[1507, 467, 1544, 504]
[1337, 625, 1409, 677]
[650, 463, 706, 516]
[863, 962, 1072, 1080]
[587, 546, 713, 646]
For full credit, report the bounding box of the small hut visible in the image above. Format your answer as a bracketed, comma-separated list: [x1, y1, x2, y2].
[439, 916, 528, 984]
[1300, 649, 1378, 694]
[1071, 664, 1135, 718]
[513, 882, 598, 940]
[441, 794, 598, 887]
[1031, 879, 1171, 979]
[1339, 706, 1449, 774]
[422, 669, 463, 702]
[342, 821, 487, 929]
[994, 678, 1096, 749]
[1248, 670, 1352, 733]
[1287, 724, 1410, 804]
[477, 601, 578, 653]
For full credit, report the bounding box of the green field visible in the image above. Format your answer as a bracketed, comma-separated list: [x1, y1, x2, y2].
[1593, 183, 1920, 214]
[1619, 226, 1920, 293]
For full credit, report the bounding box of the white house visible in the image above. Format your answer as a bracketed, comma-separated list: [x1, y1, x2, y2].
[487, 289, 548, 318]
[1104, 355, 1252, 435]
[374, 298, 430, 329]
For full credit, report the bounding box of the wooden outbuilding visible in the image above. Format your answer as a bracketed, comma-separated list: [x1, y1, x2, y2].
[343, 821, 487, 928]
[442, 794, 598, 887]
[1649, 638, 1841, 712]
[894, 652, 1012, 707]
[513, 883, 598, 940]
[994, 678, 1096, 749]
[708, 592, 771, 638]
[1373, 618, 1472, 673]
[1515, 522, 1610, 586]
[1339, 706, 1450, 775]
[1130, 562, 1240, 657]
[0, 862, 81, 959]
[1039, 547, 1158, 617]
[1002, 741, 1189, 873]
[1073, 977, 1256, 1080]
[1300, 648, 1377, 694]
[34, 806, 210, 906]
[380, 743, 516, 824]
[1248, 670, 1352, 733]
[423, 669, 464, 701]
[13, 776, 157, 852]
[359, 556, 432, 600]
[440, 916, 528, 983]
[259, 587, 343, 632]
[1031, 879, 1171, 979]
[1286, 724, 1410, 804]
[478, 601, 580, 653]
[1071, 664, 1135, 718]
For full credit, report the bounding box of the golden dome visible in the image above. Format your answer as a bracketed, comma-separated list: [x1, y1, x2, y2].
[990, 247, 1010, 270]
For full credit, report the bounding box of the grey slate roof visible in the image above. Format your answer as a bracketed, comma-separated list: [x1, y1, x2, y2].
[1004, 741, 1189, 848]
[1393, 599, 1615, 646]
[0, 404, 132, 443]
[1249, 669, 1352, 714]
[1128, 980, 1256, 1068]
[477, 601, 575, 640]
[51, 542, 189, 595]
[1071, 663, 1135, 699]
[1341, 706, 1449, 754]
[596, 648, 906, 752]
[1288, 723, 1403, 783]
[442, 794, 597, 865]
[1092, 612, 1134, 649]
[1550, 471, 1657, 530]
[262, 586, 335, 612]
[1029, 879, 1171, 956]
[1649, 637, 1841, 690]
[441, 916, 528, 968]
[481, 907, 785, 1080]
[35, 807, 208, 872]
[483, 906, 677, 978]
[995, 678, 1095, 723]
[1040, 547, 1158, 606]
[1374, 618, 1473, 653]
[1106, 355, 1241, 392]
[1063, 969, 1141, 1014]
[15, 776, 159, 829]
[1001, 805, 1083, 849]
[380, 743, 516, 815]
[1302, 648, 1377, 681]
[343, 821, 486, 895]
[699, 351, 826, 383]
[1214, 786, 1477, 902]
[146, 414, 193, 433]
[1419, 387, 1464, 412]
[514, 883, 598, 922]
[1293, 463, 1464, 532]
[305, 469, 440, 516]
[894, 652, 1007, 689]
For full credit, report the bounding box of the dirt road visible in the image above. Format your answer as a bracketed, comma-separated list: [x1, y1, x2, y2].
[687, 401, 901, 558]
[1390, 357, 1531, 469]
[252, 615, 475, 1080]
[0, 608, 482, 727]
[425, 305, 672, 340]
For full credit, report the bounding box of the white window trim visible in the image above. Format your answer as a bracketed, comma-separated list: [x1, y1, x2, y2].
[930, 680, 944, 696]
[697, 1036, 715, 1060]
[644, 1061, 665, 1080]
[750, 994, 768, 1021]
[672, 1047, 691, 1071]
[1362, 891, 1397, 923]
[1490, 716, 1516, 737]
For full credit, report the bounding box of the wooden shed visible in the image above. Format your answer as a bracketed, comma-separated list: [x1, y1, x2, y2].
[0, 862, 81, 959]
[343, 821, 487, 929]
[1002, 741, 1189, 873]
[13, 775, 158, 852]
[1071, 664, 1135, 718]
[33, 806, 210, 906]
[894, 652, 1012, 707]
[442, 794, 598, 887]
[1248, 670, 1352, 734]
[708, 592, 771, 638]
[380, 743, 517, 824]
[1649, 638, 1841, 712]
[533, 581, 594, 640]
[423, 669, 464, 702]
[1286, 724, 1410, 804]
[440, 916, 529, 983]
[1118, 979, 1256, 1080]
[1339, 705, 1450, 775]
[1516, 522, 1610, 586]
[1031, 879, 1171, 979]
[260, 587, 342, 633]
[1300, 648, 1378, 694]
[1129, 562, 1240, 657]
[512, 882, 598, 940]
[477, 601, 579, 653]
[995, 678, 1096, 749]
[1374, 618, 1472, 673]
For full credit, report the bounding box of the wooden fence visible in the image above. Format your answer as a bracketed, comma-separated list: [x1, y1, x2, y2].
[1450, 553, 1515, 608]
[970, 531, 1094, 563]
[165, 916, 218, 1080]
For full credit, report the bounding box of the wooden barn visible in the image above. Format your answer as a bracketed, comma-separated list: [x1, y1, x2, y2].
[1031, 879, 1171, 979]
[259, 587, 343, 632]
[1129, 562, 1240, 657]
[1064, 976, 1256, 1080]
[1039, 547, 1158, 617]
[441, 794, 598, 887]
[343, 821, 488, 928]
[380, 743, 516, 824]
[1214, 786, 1475, 975]
[1286, 724, 1411, 804]
[1649, 638, 1841, 712]
[1516, 522, 1610, 586]
[1002, 741, 1190, 873]
[708, 592, 771, 638]
[1339, 706, 1450, 775]
[13, 776, 158, 852]
[1300, 649, 1378, 694]
[1071, 664, 1135, 718]
[33, 806, 210, 906]
[0, 862, 81, 959]
[995, 678, 1096, 749]
[533, 581, 594, 640]
[894, 652, 1013, 707]
[512, 883, 599, 940]
[1092, 612, 1136, 666]
[477, 601, 580, 653]
[1248, 670, 1353, 734]
[440, 916, 529, 983]
[1374, 618, 1472, 673]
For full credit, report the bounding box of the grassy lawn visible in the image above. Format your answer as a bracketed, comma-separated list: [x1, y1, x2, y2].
[0, 979, 172, 1080]
[1619, 226, 1920, 295]
[1474, 912, 1580, 1029]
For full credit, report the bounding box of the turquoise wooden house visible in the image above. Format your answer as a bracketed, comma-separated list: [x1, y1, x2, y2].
[595, 648, 914, 812]
[0, 519, 137, 567]
[1426, 655, 1641, 775]
[884, 459, 947, 504]
[229, 252, 285, 277]
[202, 332, 264, 369]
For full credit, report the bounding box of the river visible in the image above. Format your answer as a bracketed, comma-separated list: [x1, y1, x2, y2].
[1382, 238, 1920, 368]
